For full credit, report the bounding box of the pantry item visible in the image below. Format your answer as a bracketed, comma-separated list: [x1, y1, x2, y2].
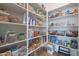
[18, 33, 25, 40]
[55, 39, 61, 45]
[11, 46, 18, 56]
[72, 8, 78, 15]
[0, 35, 5, 45]
[46, 44, 54, 55]
[28, 29, 34, 39]
[49, 35, 57, 43]
[66, 31, 78, 37]
[0, 50, 12, 56]
[65, 9, 73, 15]
[42, 36, 46, 43]
[5, 31, 18, 43]
[50, 23, 54, 26]
[33, 31, 39, 37]
[49, 31, 57, 35]
[0, 16, 9, 22]
[18, 45, 27, 56]
[67, 41, 71, 48]
[56, 31, 65, 36]
[71, 39, 78, 49]
[37, 19, 43, 26]
[8, 16, 22, 23]
[28, 40, 33, 52]
[58, 46, 70, 56]
[37, 37, 41, 45]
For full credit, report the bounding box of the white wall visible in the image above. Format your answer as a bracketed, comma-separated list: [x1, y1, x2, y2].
[43, 3, 69, 11]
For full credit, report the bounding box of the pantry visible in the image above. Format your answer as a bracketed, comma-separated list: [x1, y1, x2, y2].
[0, 3, 78, 56]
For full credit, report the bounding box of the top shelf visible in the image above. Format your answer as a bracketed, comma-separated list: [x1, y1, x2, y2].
[0, 3, 27, 15]
[49, 3, 78, 13]
[29, 3, 46, 13]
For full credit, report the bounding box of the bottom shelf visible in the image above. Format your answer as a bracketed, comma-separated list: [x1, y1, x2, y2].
[0, 41, 27, 56]
[28, 42, 47, 55]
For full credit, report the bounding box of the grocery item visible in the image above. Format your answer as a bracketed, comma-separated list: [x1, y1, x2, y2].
[5, 31, 18, 43]
[50, 23, 54, 26]
[0, 16, 9, 22]
[71, 39, 78, 49]
[36, 19, 43, 26]
[28, 29, 34, 39]
[11, 46, 18, 56]
[67, 41, 71, 48]
[0, 35, 5, 45]
[18, 45, 27, 56]
[8, 16, 22, 23]
[33, 31, 39, 37]
[66, 31, 78, 37]
[42, 36, 46, 43]
[46, 44, 54, 55]
[49, 35, 57, 43]
[65, 9, 73, 15]
[37, 37, 41, 45]
[18, 33, 25, 40]
[0, 50, 12, 56]
[49, 31, 57, 35]
[72, 8, 78, 15]
[56, 30, 65, 36]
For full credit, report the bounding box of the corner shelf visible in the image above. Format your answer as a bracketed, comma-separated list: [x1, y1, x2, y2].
[28, 3, 47, 55]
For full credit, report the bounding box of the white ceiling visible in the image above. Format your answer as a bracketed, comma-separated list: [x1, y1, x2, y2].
[43, 3, 69, 11]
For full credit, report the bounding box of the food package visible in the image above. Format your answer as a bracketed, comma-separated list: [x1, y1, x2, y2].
[8, 16, 22, 23]
[5, 31, 18, 43]
[18, 46, 27, 56]
[71, 39, 78, 49]
[0, 35, 5, 45]
[72, 8, 78, 15]
[49, 31, 57, 35]
[66, 31, 78, 37]
[36, 19, 43, 26]
[0, 50, 12, 56]
[0, 16, 9, 22]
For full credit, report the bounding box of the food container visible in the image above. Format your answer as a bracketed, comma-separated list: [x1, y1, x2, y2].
[18, 33, 25, 40]
[0, 35, 5, 45]
[8, 16, 22, 23]
[5, 31, 18, 43]
[0, 16, 9, 22]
